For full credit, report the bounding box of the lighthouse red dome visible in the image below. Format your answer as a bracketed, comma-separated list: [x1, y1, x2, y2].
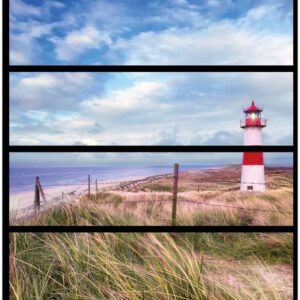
[244, 101, 263, 113]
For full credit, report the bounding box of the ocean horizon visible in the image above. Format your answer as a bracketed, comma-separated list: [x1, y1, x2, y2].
[10, 164, 226, 194]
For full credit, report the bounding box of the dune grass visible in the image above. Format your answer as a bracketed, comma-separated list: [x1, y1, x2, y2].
[14, 185, 293, 226]
[10, 232, 293, 299]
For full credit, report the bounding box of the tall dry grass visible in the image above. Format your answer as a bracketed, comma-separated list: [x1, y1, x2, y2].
[10, 233, 293, 299]
[14, 185, 292, 226]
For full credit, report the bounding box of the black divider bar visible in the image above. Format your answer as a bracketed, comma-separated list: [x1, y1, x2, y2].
[8, 226, 294, 233]
[8, 145, 294, 152]
[9, 65, 294, 73]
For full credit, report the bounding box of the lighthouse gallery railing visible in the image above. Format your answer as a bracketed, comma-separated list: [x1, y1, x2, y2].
[240, 118, 267, 128]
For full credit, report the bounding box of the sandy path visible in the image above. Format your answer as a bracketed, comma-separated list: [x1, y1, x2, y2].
[10, 184, 85, 210]
[202, 254, 293, 298]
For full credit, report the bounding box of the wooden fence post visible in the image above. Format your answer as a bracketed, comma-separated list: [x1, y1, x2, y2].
[34, 176, 40, 210]
[88, 175, 91, 199]
[36, 177, 46, 203]
[172, 163, 179, 226]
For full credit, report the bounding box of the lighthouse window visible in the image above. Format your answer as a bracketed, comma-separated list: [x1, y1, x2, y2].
[250, 113, 256, 119]
[247, 186, 253, 191]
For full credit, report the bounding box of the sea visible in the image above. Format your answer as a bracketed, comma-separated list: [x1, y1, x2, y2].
[10, 165, 224, 194]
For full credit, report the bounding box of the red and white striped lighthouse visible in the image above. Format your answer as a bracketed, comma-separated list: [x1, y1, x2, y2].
[240, 101, 267, 192]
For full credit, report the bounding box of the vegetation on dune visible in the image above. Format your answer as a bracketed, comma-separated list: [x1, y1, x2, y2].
[15, 187, 293, 226]
[10, 233, 293, 300]
[143, 183, 173, 192]
[11, 167, 293, 226]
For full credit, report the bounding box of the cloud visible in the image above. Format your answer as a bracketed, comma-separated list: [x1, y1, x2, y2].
[207, 0, 222, 7]
[155, 128, 180, 145]
[10, 73, 97, 110]
[88, 123, 105, 134]
[111, 2, 292, 65]
[21, 74, 60, 88]
[277, 133, 294, 145]
[10, 26, 46, 64]
[194, 130, 243, 145]
[50, 26, 112, 62]
[113, 20, 292, 65]
[81, 81, 167, 115]
[73, 141, 87, 145]
[46, 1, 65, 9]
[10, 0, 41, 16]
[9, 0, 67, 64]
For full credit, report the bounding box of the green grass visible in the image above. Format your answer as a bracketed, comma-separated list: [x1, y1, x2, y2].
[23, 204, 141, 226]
[10, 233, 293, 300]
[92, 192, 123, 203]
[173, 233, 293, 265]
[144, 183, 173, 192]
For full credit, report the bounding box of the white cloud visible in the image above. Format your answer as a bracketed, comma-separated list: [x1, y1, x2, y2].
[114, 20, 292, 65]
[207, 0, 221, 7]
[11, 0, 41, 16]
[10, 48, 30, 65]
[21, 74, 60, 88]
[10, 73, 96, 109]
[172, 0, 189, 6]
[81, 81, 167, 114]
[53, 116, 95, 131]
[9, 29, 40, 64]
[51, 26, 112, 61]
[9, 16, 61, 64]
[155, 127, 180, 145]
[46, 1, 65, 9]
[24, 110, 49, 122]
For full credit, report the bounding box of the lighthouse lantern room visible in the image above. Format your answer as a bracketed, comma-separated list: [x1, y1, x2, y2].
[240, 101, 266, 192]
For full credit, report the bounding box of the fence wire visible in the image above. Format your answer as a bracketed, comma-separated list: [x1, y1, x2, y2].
[42, 179, 127, 187]
[32, 170, 292, 218]
[39, 178, 290, 188]
[89, 198, 292, 215]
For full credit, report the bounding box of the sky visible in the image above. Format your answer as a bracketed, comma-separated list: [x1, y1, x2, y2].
[10, 72, 293, 145]
[9, 0, 293, 65]
[10, 152, 293, 167]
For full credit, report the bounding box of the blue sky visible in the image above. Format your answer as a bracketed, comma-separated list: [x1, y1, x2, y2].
[10, 0, 293, 65]
[10, 152, 293, 167]
[10, 72, 293, 145]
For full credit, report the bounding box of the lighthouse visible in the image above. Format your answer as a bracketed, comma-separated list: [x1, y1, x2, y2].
[240, 101, 267, 192]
